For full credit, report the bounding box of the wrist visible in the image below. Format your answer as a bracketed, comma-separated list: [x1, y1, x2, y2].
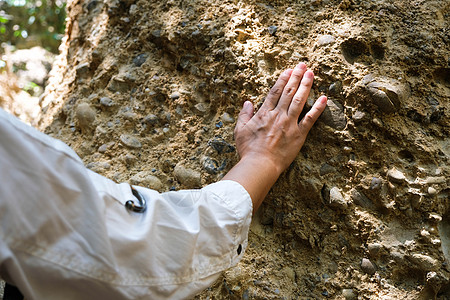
[238, 154, 284, 178]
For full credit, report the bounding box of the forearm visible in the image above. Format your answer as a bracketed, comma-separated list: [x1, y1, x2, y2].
[222, 156, 282, 213]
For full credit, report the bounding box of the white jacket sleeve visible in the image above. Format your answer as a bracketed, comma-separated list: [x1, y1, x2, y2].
[0, 108, 253, 300]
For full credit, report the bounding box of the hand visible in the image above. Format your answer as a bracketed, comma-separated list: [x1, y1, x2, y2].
[223, 63, 327, 212]
[235, 63, 327, 175]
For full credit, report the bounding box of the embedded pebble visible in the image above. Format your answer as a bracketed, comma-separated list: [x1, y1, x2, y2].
[319, 98, 346, 130]
[390, 251, 404, 263]
[268, 25, 278, 35]
[317, 35, 336, 47]
[208, 137, 235, 154]
[427, 187, 437, 195]
[361, 258, 376, 275]
[98, 141, 114, 153]
[350, 188, 373, 209]
[202, 157, 227, 174]
[132, 53, 148, 67]
[366, 86, 396, 113]
[221, 112, 235, 124]
[364, 78, 408, 113]
[120, 134, 142, 148]
[121, 111, 137, 120]
[329, 187, 348, 209]
[75, 103, 96, 131]
[100, 97, 114, 107]
[174, 163, 201, 188]
[130, 171, 164, 191]
[387, 167, 406, 184]
[368, 243, 382, 257]
[143, 114, 159, 125]
[425, 176, 445, 184]
[370, 177, 382, 189]
[410, 254, 439, 271]
[194, 103, 208, 113]
[352, 110, 366, 122]
[342, 288, 356, 300]
[170, 92, 180, 100]
[328, 81, 342, 95]
[320, 163, 336, 176]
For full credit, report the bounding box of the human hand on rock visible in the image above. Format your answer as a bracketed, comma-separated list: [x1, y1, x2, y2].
[223, 63, 327, 212]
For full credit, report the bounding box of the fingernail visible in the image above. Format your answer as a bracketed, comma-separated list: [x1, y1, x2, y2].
[244, 101, 252, 109]
[297, 62, 306, 70]
[305, 70, 314, 78]
[320, 96, 327, 104]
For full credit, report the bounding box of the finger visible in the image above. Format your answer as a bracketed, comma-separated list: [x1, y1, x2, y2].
[275, 63, 307, 112]
[259, 69, 293, 111]
[287, 70, 314, 119]
[236, 101, 254, 130]
[298, 96, 327, 136]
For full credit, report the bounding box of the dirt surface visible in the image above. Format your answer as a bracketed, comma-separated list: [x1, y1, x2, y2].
[36, 0, 449, 298]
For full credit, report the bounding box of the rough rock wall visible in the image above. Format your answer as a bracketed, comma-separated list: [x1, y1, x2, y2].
[40, 0, 449, 298]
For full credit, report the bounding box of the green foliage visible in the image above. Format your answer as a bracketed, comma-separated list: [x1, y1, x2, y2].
[0, 0, 66, 53]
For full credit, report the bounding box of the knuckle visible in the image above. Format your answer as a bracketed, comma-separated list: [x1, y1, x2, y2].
[304, 113, 315, 124]
[301, 77, 313, 87]
[283, 86, 296, 96]
[292, 95, 304, 104]
[268, 86, 281, 97]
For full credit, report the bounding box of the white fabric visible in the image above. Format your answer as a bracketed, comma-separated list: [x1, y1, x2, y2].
[0, 108, 252, 300]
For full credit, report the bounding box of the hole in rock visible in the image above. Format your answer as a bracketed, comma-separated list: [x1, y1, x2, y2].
[398, 150, 415, 162]
[369, 42, 385, 59]
[341, 38, 369, 63]
[433, 68, 450, 86]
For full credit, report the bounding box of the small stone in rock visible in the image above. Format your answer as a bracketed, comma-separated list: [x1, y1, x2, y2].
[130, 171, 164, 191]
[76, 103, 96, 132]
[320, 163, 336, 176]
[387, 167, 406, 184]
[202, 157, 227, 174]
[427, 187, 437, 195]
[132, 53, 148, 67]
[319, 98, 346, 130]
[120, 134, 142, 148]
[342, 288, 356, 300]
[352, 110, 366, 122]
[317, 35, 336, 47]
[100, 97, 114, 107]
[143, 114, 159, 125]
[221, 112, 235, 124]
[98, 142, 114, 153]
[370, 177, 382, 189]
[208, 138, 235, 154]
[170, 92, 180, 100]
[329, 187, 348, 209]
[351, 188, 373, 209]
[368, 243, 382, 257]
[174, 163, 201, 188]
[194, 103, 208, 113]
[410, 254, 439, 271]
[361, 258, 376, 275]
[328, 81, 342, 95]
[268, 25, 278, 35]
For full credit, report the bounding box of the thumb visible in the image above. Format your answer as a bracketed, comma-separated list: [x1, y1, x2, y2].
[236, 101, 254, 129]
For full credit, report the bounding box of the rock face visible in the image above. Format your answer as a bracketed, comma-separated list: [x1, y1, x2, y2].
[38, 0, 449, 299]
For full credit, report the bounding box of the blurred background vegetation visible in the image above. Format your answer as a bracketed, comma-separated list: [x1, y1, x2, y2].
[0, 0, 66, 54]
[0, 0, 66, 124]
